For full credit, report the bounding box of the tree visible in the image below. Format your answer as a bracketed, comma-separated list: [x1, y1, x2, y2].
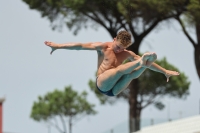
[30, 86, 97, 133]
[173, 0, 200, 80]
[89, 57, 190, 130]
[22, 0, 187, 132]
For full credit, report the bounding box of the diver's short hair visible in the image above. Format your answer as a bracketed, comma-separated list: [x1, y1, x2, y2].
[116, 30, 132, 47]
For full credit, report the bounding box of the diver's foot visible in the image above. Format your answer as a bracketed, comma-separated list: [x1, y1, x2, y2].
[141, 52, 157, 67]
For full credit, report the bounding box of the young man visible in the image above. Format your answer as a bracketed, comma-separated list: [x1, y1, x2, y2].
[44, 30, 179, 96]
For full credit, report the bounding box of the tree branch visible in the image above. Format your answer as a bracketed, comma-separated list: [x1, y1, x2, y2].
[175, 16, 197, 48]
[141, 96, 155, 109]
[138, 94, 144, 104]
[117, 22, 129, 32]
[141, 91, 166, 109]
[112, 9, 129, 31]
[140, 18, 160, 39]
[69, 114, 87, 126]
[59, 114, 67, 133]
[140, 88, 161, 109]
[48, 118, 63, 133]
[53, 117, 59, 127]
[128, 22, 138, 39]
[100, 11, 114, 29]
[82, 12, 110, 31]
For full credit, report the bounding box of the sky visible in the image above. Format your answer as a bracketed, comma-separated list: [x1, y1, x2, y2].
[1, 0, 200, 133]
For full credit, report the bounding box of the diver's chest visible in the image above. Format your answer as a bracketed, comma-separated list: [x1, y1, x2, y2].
[103, 51, 126, 65]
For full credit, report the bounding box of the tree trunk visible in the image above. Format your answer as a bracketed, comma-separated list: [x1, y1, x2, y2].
[129, 79, 141, 133]
[194, 45, 200, 80]
[195, 23, 200, 80]
[128, 40, 142, 133]
[69, 117, 72, 133]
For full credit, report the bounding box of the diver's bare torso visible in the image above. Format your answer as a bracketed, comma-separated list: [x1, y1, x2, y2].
[97, 42, 132, 76]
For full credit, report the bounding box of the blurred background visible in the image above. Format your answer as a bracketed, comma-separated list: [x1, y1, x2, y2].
[1, 0, 200, 133]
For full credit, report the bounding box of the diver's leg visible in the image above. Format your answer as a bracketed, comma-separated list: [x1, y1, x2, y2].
[97, 52, 157, 92]
[112, 67, 146, 95]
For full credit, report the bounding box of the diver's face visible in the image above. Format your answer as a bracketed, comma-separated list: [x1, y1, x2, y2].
[112, 38, 125, 53]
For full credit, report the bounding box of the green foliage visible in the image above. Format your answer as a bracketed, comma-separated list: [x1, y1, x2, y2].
[117, 0, 172, 22]
[139, 57, 190, 98]
[88, 57, 190, 110]
[138, 57, 190, 110]
[185, 0, 200, 23]
[30, 85, 97, 123]
[22, 0, 183, 35]
[154, 101, 165, 110]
